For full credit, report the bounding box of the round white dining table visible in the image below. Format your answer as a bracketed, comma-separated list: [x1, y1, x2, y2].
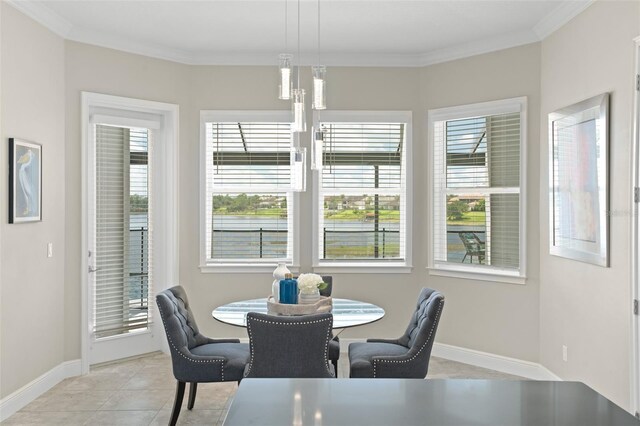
[212, 298, 384, 329]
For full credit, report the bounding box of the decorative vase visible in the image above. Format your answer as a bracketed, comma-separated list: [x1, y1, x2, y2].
[299, 288, 321, 305]
[272, 263, 290, 303]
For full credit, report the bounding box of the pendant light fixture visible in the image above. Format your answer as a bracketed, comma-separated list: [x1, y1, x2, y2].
[311, 125, 324, 170]
[289, 0, 306, 192]
[291, 0, 306, 133]
[312, 0, 326, 110]
[291, 144, 307, 192]
[291, 88, 306, 132]
[279, 54, 293, 100]
[278, 1, 292, 100]
[310, 0, 326, 170]
[312, 65, 326, 110]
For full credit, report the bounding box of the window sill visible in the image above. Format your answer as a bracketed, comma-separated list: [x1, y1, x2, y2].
[427, 265, 526, 285]
[93, 328, 152, 342]
[313, 263, 413, 274]
[200, 264, 300, 274]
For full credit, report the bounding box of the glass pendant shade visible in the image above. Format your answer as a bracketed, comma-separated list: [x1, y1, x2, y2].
[291, 146, 307, 192]
[279, 54, 293, 100]
[312, 65, 327, 110]
[311, 127, 324, 170]
[292, 88, 307, 132]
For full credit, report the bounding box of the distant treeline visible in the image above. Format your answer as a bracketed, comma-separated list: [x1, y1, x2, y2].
[212, 194, 286, 213]
[130, 194, 148, 213]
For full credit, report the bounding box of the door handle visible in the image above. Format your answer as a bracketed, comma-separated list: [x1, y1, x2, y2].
[88, 266, 100, 273]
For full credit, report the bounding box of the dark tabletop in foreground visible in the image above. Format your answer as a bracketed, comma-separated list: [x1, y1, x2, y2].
[223, 378, 639, 426]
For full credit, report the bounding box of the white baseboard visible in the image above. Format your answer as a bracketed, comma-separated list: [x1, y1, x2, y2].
[0, 359, 82, 422]
[431, 342, 561, 381]
[340, 339, 561, 381]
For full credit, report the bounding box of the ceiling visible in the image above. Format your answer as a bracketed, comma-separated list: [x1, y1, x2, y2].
[8, 0, 594, 66]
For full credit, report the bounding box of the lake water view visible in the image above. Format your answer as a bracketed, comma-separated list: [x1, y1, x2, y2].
[132, 213, 485, 263]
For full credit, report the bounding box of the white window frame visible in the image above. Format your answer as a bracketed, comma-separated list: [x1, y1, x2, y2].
[199, 110, 299, 273]
[312, 110, 413, 274]
[427, 97, 527, 285]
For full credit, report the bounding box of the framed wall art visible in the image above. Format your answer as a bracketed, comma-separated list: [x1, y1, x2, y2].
[548, 93, 609, 266]
[9, 138, 42, 223]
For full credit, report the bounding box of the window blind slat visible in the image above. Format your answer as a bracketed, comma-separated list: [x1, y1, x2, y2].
[94, 124, 152, 338]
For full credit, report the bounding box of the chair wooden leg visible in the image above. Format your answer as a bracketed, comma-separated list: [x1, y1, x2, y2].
[332, 359, 338, 377]
[187, 382, 198, 410]
[170, 381, 186, 426]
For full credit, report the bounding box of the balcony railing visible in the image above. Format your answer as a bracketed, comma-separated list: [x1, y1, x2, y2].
[129, 226, 149, 310]
[323, 228, 400, 259]
[211, 227, 400, 259]
[212, 228, 288, 259]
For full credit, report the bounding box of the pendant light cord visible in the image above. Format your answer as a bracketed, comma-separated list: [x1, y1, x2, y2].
[296, 0, 301, 148]
[297, 0, 301, 89]
[317, 0, 320, 65]
[284, 0, 288, 53]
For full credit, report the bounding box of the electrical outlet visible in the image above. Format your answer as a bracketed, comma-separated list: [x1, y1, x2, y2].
[47, 242, 53, 258]
[562, 345, 568, 362]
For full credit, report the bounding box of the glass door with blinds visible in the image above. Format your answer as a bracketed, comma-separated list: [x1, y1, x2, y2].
[88, 122, 160, 364]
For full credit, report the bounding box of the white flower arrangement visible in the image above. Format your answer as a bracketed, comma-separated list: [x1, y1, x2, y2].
[297, 273, 326, 294]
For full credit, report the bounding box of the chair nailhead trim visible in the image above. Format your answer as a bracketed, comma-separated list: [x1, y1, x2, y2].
[245, 316, 333, 377]
[372, 300, 443, 378]
[157, 301, 226, 381]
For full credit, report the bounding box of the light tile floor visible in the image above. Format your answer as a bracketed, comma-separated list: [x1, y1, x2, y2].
[2, 352, 523, 425]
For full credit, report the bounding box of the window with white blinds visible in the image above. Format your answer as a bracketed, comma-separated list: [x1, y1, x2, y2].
[94, 124, 152, 338]
[315, 113, 410, 267]
[430, 98, 526, 279]
[202, 112, 295, 266]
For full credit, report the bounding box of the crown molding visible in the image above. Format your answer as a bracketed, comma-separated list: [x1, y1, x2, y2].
[187, 52, 424, 67]
[6, 0, 595, 68]
[533, 0, 595, 39]
[5, 0, 73, 37]
[66, 26, 195, 65]
[417, 29, 540, 67]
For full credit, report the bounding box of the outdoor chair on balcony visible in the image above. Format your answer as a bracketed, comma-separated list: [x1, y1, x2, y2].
[459, 232, 485, 264]
[348, 287, 444, 378]
[156, 286, 249, 426]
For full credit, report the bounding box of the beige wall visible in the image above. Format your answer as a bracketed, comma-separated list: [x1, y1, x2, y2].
[420, 44, 542, 362]
[0, 3, 66, 397]
[61, 40, 542, 363]
[539, 0, 640, 411]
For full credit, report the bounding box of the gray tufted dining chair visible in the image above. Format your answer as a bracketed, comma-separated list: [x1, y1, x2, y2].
[156, 286, 250, 426]
[318, 276, 341, 376]
[244, 312, 335, 378]
[348, 287, 444, 378]
[292, 275, 339, 376]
